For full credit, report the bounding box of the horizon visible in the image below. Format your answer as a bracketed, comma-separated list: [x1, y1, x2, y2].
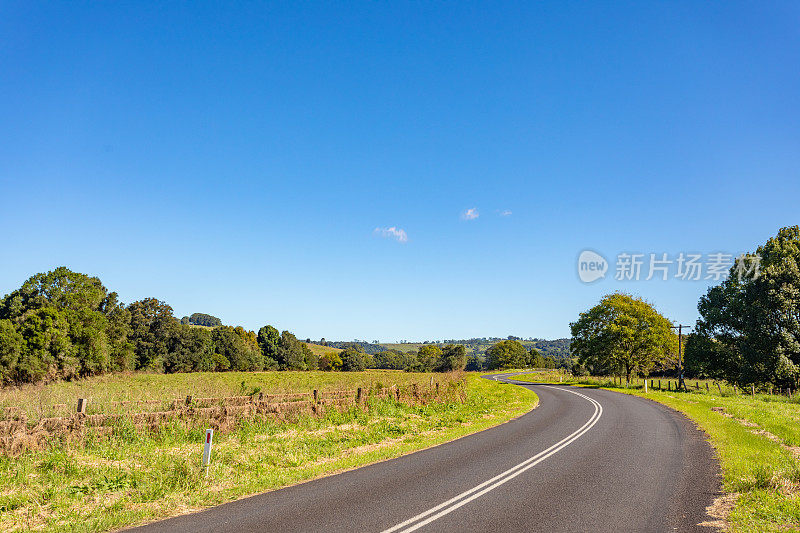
[2, 2, 798, 340]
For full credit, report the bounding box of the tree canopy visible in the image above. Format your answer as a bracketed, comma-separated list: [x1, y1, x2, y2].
[570, 293, 676, 381]
[686, 226, 800, 387]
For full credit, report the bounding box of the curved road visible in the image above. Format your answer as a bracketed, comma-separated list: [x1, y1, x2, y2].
[128, 374, 720, 532]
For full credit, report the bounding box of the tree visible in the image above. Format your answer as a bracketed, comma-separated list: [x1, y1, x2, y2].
[485, 340, 528, 370]
[437, 344, 467, 372]
[0, 319, 24, 384]
[688, 226, 800, 387]
[319, 351, 343, 371]
[128, 298, 177, 371]
[417, 345, 442, 372]
[341, 346, 367, 371]
[302, 342, 318, 370]
[570, 293, 676, 382]
[257, 325, 280, 368]
[187, 313, 222, 327]
[277, 331, 306, 370]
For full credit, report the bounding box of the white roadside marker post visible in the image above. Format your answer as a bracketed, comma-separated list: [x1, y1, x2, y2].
[644, 379, 648, 393]
[202, 429, 214, 476]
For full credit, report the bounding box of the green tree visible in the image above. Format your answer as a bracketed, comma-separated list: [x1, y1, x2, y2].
[0, 319, 24, 384]
[485, 340, 528, 370]
[128, 298, 177, 371]
[302, 342, 318, 370]
[437, 344, 467, 372]
[277, 331, 306, 370]
[341, 346, 367, 371]
[688, 226, 800, 387]
[417, 345, 442, 372]
[257, 325, 280, 368]
[570, 293, 676, 382]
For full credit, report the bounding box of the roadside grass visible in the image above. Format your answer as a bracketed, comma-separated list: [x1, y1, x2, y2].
[510, 371, 800, 532]
[0, 372, 537, 532]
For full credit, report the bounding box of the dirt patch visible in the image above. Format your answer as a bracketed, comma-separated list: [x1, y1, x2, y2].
[699, 493, 737, 529]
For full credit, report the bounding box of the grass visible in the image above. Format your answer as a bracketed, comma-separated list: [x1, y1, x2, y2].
[305, 343, 342, 357]
[0, 371, 537, 532]
[1, 369, 440, 421]
[510, 371, 800, 532]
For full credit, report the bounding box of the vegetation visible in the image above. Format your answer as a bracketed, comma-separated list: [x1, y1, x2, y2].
[687, 226, 800, 389]
[180, 313, 222, 327]
[484, 340, 558, 370]
[0, 371, 537, 532]
[510, 371, 800, 531]
[570, 293, 677, 381]
[0, 268, 476, 386]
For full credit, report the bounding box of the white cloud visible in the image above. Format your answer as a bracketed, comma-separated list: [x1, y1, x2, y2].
[374, 226, 408, 243]
[500, 209, 512, 217]
[461, 208, 479, 221]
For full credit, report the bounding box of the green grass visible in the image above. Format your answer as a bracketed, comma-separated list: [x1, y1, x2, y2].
[0, 371, 537, 532]
[510, 371, 800, 532]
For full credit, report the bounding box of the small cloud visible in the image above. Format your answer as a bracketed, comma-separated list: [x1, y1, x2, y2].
[374, 226, 408, 243]
[500, 209, 512, 217]
[461, 208, 479, 221]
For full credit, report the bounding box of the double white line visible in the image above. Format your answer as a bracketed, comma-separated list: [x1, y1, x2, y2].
[381, 387, 603, 533]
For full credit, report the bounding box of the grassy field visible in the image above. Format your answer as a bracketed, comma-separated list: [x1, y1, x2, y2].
[510, 371, 800, 532]
[305, 343, 342, 357]
[0, 371, 537, 532]
[0, 369, 430, 421]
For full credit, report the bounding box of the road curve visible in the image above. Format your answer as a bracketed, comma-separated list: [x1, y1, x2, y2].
[127, 375, 720, 532]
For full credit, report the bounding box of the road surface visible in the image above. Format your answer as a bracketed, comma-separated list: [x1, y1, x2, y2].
[128, 373, 720, 532]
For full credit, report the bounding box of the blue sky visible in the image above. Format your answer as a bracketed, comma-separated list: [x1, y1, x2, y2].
[1, 1, 798, 341]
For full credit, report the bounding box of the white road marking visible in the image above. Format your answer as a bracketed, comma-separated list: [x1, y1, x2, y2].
[381, 386, 603, 533]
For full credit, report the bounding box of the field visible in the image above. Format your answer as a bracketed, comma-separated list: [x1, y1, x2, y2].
[0, 371, 537, 532]
[510, 371, 800, 532]
[305, 343, 342, 357]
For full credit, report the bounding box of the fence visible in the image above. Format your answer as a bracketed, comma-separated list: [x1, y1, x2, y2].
[0, 380, 466, 456]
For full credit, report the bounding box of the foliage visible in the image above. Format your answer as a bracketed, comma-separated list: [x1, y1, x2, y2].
[437, 344, 468, 372]
[570, 293, 677, 380]
[341, 346, 368, 372]
[318, 352, 343, 371]
[485, 340, 529, 370]
[181, 313, 222, 327]
[687, 226, 800, 387]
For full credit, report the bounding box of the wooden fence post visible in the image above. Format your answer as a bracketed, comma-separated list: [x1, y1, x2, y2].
[706, 383, 709, 392]
[76, 398, 87, 414]
[357, 387, 363, 403]
[668, 381, 671, 391]
[658, 379, 661, 390]
[185, 395, 193, 406]
[751, 385, 755, 397]
[313, 390, 318, 403]
[717, 382, 723, 395]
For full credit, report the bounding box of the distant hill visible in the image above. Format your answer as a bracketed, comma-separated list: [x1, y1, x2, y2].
[305, 343, 343, 356]
[327, 337, 573, 361]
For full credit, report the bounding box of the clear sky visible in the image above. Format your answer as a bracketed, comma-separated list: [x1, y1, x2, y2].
[1, 2, 798, 341]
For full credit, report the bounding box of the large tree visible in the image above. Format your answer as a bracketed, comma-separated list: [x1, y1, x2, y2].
[485, 340, 529, 370]
[687, 226, 800, 387]
[570, 293, 676, 382]
[128, 298, 177, 371]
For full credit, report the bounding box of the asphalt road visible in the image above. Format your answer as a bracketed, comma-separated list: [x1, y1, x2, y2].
[128, 374, 720, 532]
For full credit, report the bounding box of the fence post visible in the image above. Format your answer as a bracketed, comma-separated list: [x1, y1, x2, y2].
[313, 390, 318, 403]
[717, 382, 723, 395]
[185, 395, 193, 406]
[751, 385, 755, 397]
[658, 379, 661, 390]
[357, 387, 363, 403]
[706, 383, 709, 392]
[76, 398, 87, 414]
[668, 381, 671, 391]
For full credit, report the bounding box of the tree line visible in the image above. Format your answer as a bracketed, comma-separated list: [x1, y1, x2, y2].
[0, 268, 513, 385]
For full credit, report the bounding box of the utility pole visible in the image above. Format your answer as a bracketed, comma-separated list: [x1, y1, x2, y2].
[671, 324, 690, 391]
